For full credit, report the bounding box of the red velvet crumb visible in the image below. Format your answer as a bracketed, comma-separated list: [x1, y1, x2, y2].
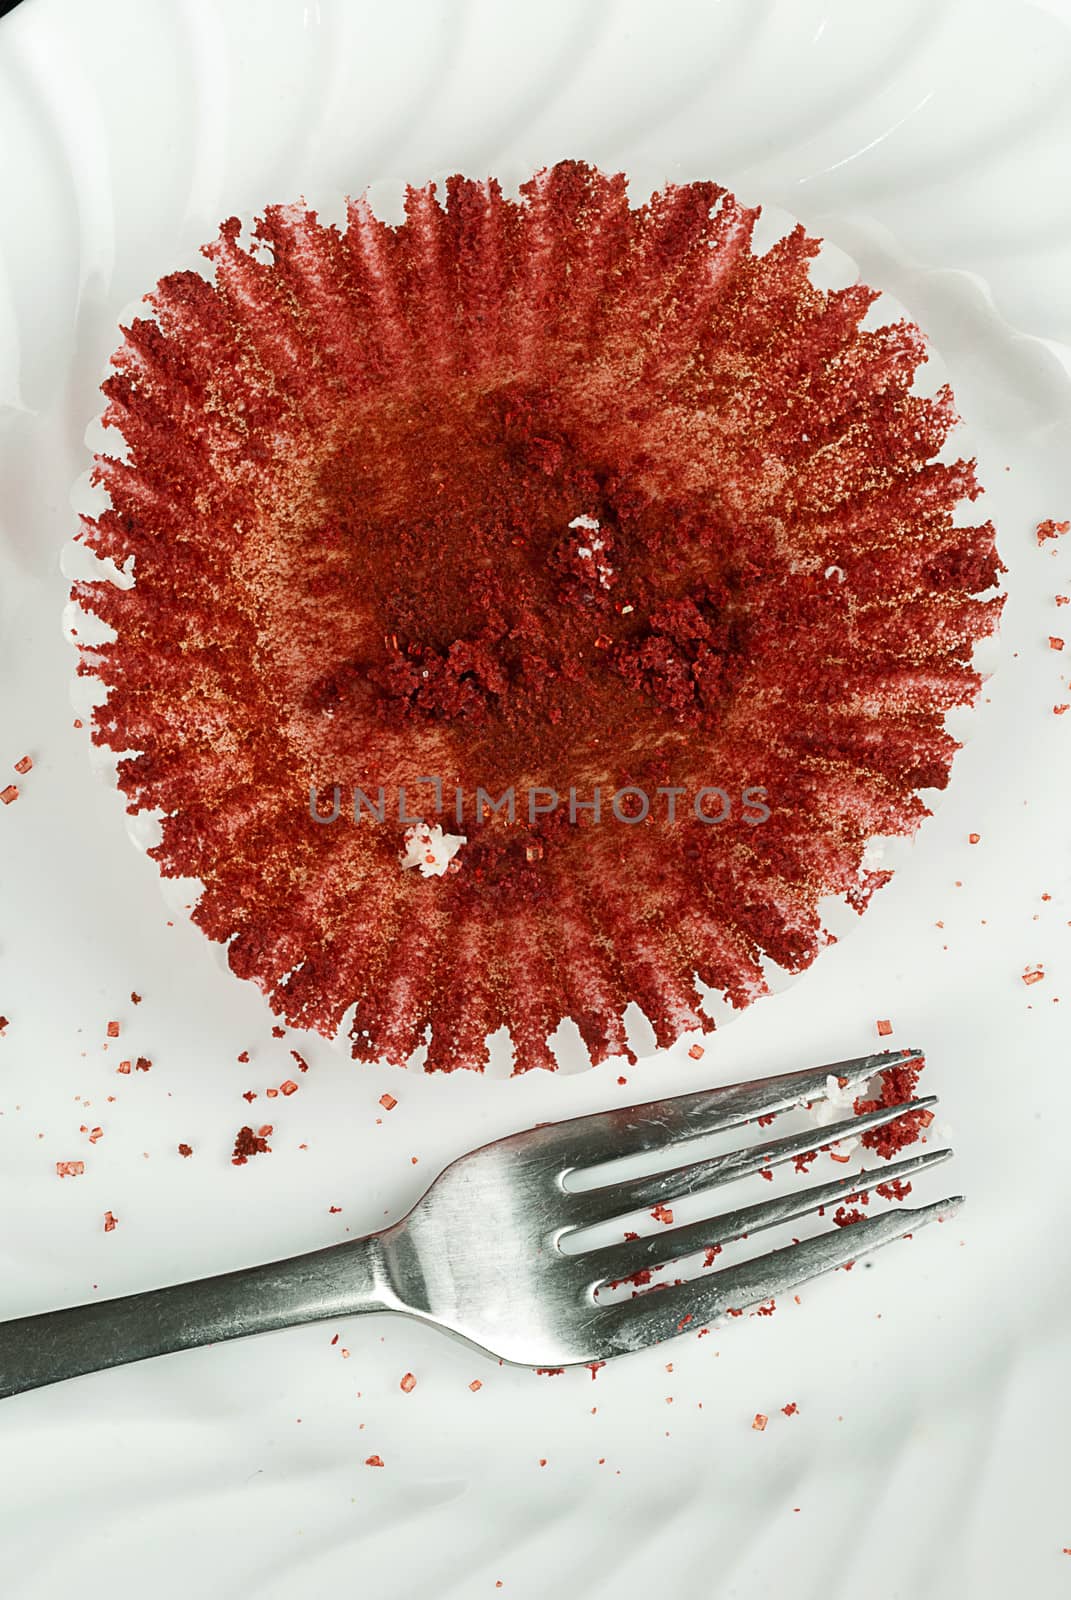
[231, 1125, 271, 1164]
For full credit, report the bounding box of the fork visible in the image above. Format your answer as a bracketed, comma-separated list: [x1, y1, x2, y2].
[0, 1048, 959, 1397]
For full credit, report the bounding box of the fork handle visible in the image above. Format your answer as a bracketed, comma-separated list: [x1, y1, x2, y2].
[0, 1235, 392, 1399]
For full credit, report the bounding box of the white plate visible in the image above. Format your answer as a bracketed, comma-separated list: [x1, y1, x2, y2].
[2, 2, 1071, 1596]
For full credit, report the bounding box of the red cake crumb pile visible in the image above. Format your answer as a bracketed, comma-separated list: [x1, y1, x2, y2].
[853, 1055, 932, 1159]
[231, 1124, 272, 1165]
[74, 162, 1002, 1072]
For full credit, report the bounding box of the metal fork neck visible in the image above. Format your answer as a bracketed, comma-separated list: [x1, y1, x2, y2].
[0, 1235, 391, 1399]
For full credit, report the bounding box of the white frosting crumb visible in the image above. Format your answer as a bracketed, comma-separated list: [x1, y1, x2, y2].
[568, 514, 614, 589]
[824, 564, 846, 583]
[399, 822, 466, 878]
[809, 1072, 860, 1129]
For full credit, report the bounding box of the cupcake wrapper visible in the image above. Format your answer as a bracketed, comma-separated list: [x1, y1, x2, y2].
[66, 163, 1002, 1074]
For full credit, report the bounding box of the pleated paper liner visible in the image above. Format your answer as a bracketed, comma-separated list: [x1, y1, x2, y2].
[64, 164, 1003, 1075]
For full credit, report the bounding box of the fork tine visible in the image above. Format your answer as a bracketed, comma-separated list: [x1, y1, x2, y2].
[579, 1147, 952, 1286]
[549, 1049, 921, 1169]
[582, 1197, 963, 1359]
[563, 1095, 937, 1227]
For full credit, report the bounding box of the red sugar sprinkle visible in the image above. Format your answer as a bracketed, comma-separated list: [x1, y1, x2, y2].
[56, 1160, 84, 1178]
[131, 991, 142, 1004]
[106, 1020, 120, 1038]
[271, 1025, 286, 1038]
[241, 1089, 256, 1102]
[1, 785, 18, 806]
[469, 1379, 483, 1391]
[0, 1017, 8, 1034]
[116, 1060, 131, 1074]
[1037, 519, 1070, 544]
[364, 1455, 384, 1468]
[237, 1050, 250, 1063]
[134, 1055, 152, 1072]
[400, 1372, 417, 1393]
[103, 1211, 118, 1231]
[1050, 637, 1065, 651]
[178, 1143, 193, 1157]
[651, 1203, 674, 1225]
[280, 1079, 299, 1096]
[1023, 966, 1045, 985]
[876, 1018, 893, 1036]
[73, 162, 1003, 1076]
[291, 1051, 310, 1074]
[752, 1413, 768, 1432]
[782, 1402, 798, 1416]
[379, 1092, 398, 1111]
[688, 1043, 705, 1060]
[14, 756, 32, 775]
[328, 1204, 342, 1213]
